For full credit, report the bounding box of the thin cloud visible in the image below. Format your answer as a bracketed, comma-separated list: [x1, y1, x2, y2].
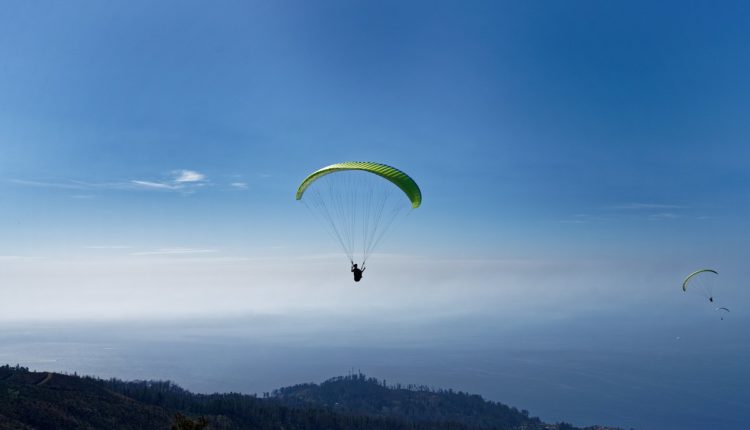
[230, 182, 248, 190]
[608, 203, 685, 222]
[131, 180, 180, 190]
[130, 248, 219, 256]
[559, 214, 591, 224]
[0, 255, 43, 261]
[609, 203, 685, 210]
[11, 174, 208, 193]
[559, 214, 614, 224]
[559, 219, 590, 224]
[648, 212, 679, 220]
[132, 170, 208, 192]
[563, 204, 685, 223]
[68, 180, 132, 190]
[174, 170, 205, 183]
[10, 179, 87, 189]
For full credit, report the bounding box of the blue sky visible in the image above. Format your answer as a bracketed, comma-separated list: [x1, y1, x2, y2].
[1, 0, 749, 314]
[2, 2, 750, 428]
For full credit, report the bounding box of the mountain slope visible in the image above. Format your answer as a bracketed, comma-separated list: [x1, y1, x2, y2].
[0, 365, 623, 430]
[274, 373, 542, 429]
[0, 366, 172, 430]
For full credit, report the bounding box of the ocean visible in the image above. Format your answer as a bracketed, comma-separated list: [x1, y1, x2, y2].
[0, 312, 747, 430]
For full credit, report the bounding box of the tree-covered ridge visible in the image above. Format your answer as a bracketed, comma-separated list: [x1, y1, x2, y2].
[0, 364, 172, 430]
[272, 374, 623, 430]
[274, 373, 542, 429]
[0, 365, 625, 430]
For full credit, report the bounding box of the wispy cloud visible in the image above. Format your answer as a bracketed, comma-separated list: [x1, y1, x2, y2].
[131, 170, 208, 192]
[610, 202, 686, 222]
[10, 179, 87, 189]
[230, 182, 248, 190]
[11, 178, 141, 193]
[0, 255, 43, 261]
[609, 203, 686, 210]
[559, 214, 614, 224]
[173, 170, 205, 183]
[130, 247, 219, 256]
[12, 172, 209, 194]
[648, 212, 679, 220]
[67, 180, 132, 190]
[13, 169, 210, 194]
[563, 202, 686, 224]
[131, 180, 180, 190]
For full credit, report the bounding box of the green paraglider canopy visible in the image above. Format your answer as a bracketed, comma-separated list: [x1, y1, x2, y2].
[296, 162, 421, 208]
[682, 269, 718, 292]
[296, 161, 421, 266]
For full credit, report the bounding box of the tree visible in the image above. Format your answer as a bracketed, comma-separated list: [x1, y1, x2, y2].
[170, 413, 209, 430]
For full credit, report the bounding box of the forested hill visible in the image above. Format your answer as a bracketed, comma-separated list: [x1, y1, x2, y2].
[273, 374, 619, 430]
[0, 365, 624, 430]
[274, 373, 544, 429]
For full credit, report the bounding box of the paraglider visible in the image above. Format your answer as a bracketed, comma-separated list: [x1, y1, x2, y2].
[297, 162, 421, 281]
[351, 263, 365, 282]
[682, 269, 732, 319]
[716, 307, 730, 320]
[682, 269, 719, 303]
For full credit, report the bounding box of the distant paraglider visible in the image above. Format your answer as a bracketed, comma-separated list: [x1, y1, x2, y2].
[297, 162, 421, 281]
[716, 307, 730, 320]
[682, 269, 730, 319]
[682, 269, 719, 303]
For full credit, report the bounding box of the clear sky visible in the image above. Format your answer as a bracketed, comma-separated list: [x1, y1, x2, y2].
[2, 0, 749, 315]
[1, 2, 749, 428]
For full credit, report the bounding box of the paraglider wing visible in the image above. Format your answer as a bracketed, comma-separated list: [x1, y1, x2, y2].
[296, 162, 421, 208]
[716, 306, 730, 320]
[296, 161, 421, 266]
[682, 269, 718, 292]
